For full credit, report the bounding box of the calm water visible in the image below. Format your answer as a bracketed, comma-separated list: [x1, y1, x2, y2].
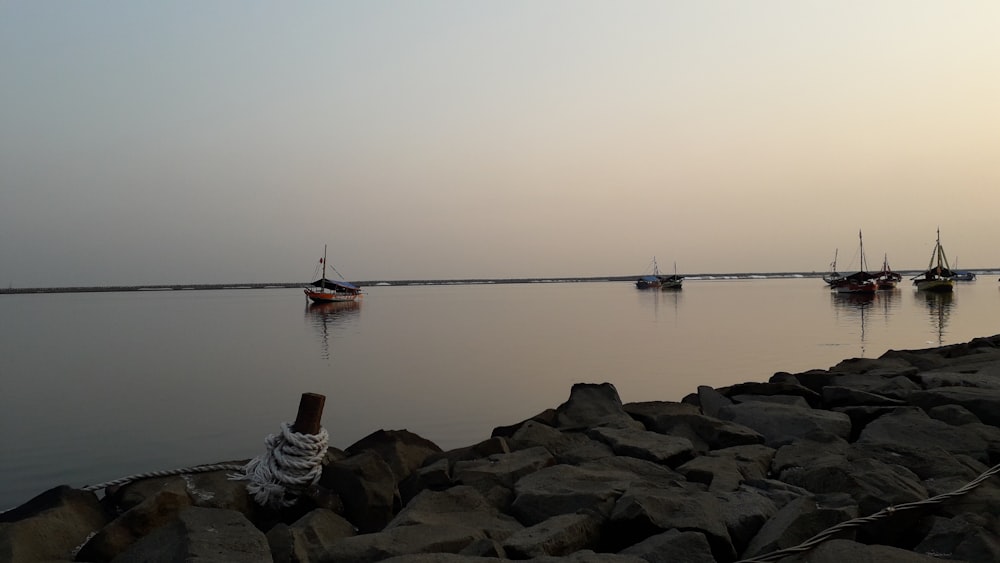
[3, 277, 1000, 509]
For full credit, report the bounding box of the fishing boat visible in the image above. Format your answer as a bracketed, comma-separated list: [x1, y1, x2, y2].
[304, 245, 362, 303]
[951, 258, 976, 281]
[660, 262, 683, 290]
[822, 249, 844, 286]
[636, 257, 663, 289]
[829, 231, 877, 294]
[874, 254, 902, 290]
[912, 229, 955, 293]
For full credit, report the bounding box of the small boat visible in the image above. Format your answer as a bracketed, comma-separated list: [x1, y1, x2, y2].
[951, 258, 976, 281]
[660, 262, 683, 290]
[874, 254, 901, 290]
[828, 231, 877, 294]
[636, 257, 663, 289]
[304, 245, 362, 303]
[912, 229, 955, 293]
[822, 249, 844, 286]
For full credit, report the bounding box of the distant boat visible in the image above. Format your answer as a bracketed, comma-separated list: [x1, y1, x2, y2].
[952, 258, 976, 282]
[636, 257, 663, 289]
[304, 245, 362, 303]
[660, 262, 683, 290]
[829, 231, 877, 294]
[912, 229, 955, 293]
[822, 249, 844, 286]
[874, 254, 902, 290]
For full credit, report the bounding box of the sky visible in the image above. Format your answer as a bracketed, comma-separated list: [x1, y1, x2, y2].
[3, 2, 1000, 286]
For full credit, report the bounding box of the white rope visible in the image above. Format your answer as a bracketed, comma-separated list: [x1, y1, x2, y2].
[229, 422, 329, 509]
[80, 463, 246, 491]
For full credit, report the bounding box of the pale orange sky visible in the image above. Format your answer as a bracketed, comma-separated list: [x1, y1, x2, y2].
[2, 2, 999, 285]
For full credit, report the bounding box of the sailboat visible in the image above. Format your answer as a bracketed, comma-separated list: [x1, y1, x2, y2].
[874, 254, 902, 290]
[912, 229, 955, 293]
[304, 245, 363, 303]
[952, 257, 976, 282]
[660, 262, 683, 290]
[822, 249, 844, 286]
[636, 257, 663, 289]
[829, 231, 877, 294]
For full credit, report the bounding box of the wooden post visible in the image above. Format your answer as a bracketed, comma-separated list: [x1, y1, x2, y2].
[292, 392, 326, 435]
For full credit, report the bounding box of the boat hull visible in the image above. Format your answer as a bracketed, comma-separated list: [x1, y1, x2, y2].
[304, 289, 360, 303]
[913, 279, 954, 293]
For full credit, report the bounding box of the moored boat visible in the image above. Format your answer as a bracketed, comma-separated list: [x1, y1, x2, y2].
[636, 257, 663, 289]
[828, 231, 877, 294]
[304, 245, 362, 303]
[951, 259, 976, 281]
[822, 249, 843, 286]
[912, 229, 955, 293]
[875, 254, 901, 290]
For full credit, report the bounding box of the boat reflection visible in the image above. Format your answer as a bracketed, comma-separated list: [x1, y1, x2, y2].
[922, 291, 954, 347]
[831, 292, 875, 356]
[305, 301, 361, 359]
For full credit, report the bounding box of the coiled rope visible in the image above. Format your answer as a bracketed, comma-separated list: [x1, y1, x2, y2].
[229, 421, 329, 509]
[737, 461, 1000, 563]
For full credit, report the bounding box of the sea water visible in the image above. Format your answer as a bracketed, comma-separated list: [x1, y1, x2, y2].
[2, 277, 1000, 509]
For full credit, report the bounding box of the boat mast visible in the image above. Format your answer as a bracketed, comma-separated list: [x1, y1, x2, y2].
[322, 244, 328, 290]
[859, 230, 867, 272]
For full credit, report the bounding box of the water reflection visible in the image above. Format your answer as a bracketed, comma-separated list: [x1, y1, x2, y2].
[638, 286, 683, 323]
[305, 301, 361, 359]
[921, 291, 954, 346]
[831, 293, 876, 356]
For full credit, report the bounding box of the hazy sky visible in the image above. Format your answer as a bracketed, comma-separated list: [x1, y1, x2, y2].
[3, 2, 999, 286]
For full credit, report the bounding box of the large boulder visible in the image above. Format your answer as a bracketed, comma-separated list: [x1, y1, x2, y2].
[501, 512, 604, 558]
[110, 506, 271, 563]
[909, 386, 1000, 427]
[346, 429, 444, 483]
[76, 488, 192, 562]
[741, 493, 857, 560]
[555, 383, 644, 431]
[266, 508, 355, 563]
[617, 528, 716, 563]
[716, 402, 851, 447]
[624, 401, 764, 452]
[319, 450, 398, 532]
[0, 486, 108, 563]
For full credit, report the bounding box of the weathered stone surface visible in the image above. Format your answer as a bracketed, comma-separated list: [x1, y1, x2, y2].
[677, 444, 774, 492]
[452, 446, 555, 509]
[624, 401, 765, 452]
[909, 386, 1000, 427]
[400, 456, 452, 505]
[928, 404, 982, 426]
[777, 538, 947, 562]
[111, 506, 270, 563]
[77, 488, 192, 562]
[510, 458, 684, 526]
[502, 512, 603, 558]
[0, 486, 108, 563]
[345, 429, 444, 483]
[266, 508, 355, 563]
[717, 402, 851, 447]
[915, 370, 1000, 390]
[507, 420, 615, 464]
[555, 383, 644, 431]
[848, 442, 981, 482]
[717, 381, 822, 407]
[697, 385, 732, 418]
[585, 426, 694, 466]
[715, 489, 779, 555]
[914, 512, 1000, 563]
[741, 492, 857, 559]
[607, 485, 736, 561]
[318, 449, 397, 533]
[731, 394, 810, 408]
[857, 408, 992, 463]
[779, 457, 927, 517]
[772, 435, 850, 475]
[821, 385, 907, 408]
[385, 486, 522, 537]
[617, 528, 716, 563]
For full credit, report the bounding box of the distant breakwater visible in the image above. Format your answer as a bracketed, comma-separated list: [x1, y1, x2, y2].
[5, 334, 1000, 561]
[0, 272, 866, 295]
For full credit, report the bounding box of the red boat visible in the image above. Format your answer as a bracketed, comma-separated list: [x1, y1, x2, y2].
[304, 245, 362, 303]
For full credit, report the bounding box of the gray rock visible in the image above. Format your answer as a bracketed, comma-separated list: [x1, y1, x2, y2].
[618, 528, 716, 563]
[915, 370, 1000, 390]
[857, 408, 991, 463]
[510, 459, 684, 526]
[77, 488, 192, 562]
[624, 401, 764, 452]
[266, 508, 355, 563]
[345, 429, 443, 483]
[716, 381, 822, 407]
[716, 402, 851, 447]
[452, 446, 556, 509]
[739, 479, 812, 510]
[585, 426, 694, 466]
[502, 512, 603, 558]
[319, 449, 397, 533]
[777, 538, 948, 562]
[386, 485, 522, 536]
[741, 493, 857, 559]
[928, 404, 982, 425]
[111, 506, 271, 563]
[697, 385, 732, 418]
[914, 512, 1000, 563]
[400, 457, 452, 504]
[508, 420, 615, 464]
[848, 442, 981, 482]
[821, 385, 907, 408]
[555, 383, 644, 431]
[0, 486, 108, 563]
[731, 394, 810, 408]
[779, 457, 927, 517]
[772, 436, 850, 475]
[607, 485, 736, 561]
[909, 386, 1000, 427]
[677, 444, 774, 492]
[714, 489, 779, 555]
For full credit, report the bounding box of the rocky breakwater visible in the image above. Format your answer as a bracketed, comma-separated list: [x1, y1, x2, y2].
[5, 335, 1000, 562]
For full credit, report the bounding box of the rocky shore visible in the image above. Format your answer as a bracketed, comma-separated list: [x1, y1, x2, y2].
[5, 335, 1000, 562]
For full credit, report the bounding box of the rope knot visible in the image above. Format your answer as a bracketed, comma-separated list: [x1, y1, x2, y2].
[230, 422, 329, 509]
